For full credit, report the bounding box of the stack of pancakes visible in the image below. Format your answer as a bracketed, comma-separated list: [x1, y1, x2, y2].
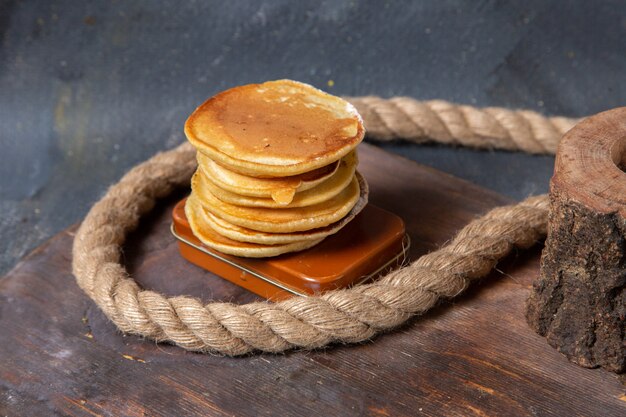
[184, 80, 368, 257]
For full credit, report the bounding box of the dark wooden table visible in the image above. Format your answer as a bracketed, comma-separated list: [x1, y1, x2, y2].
[1, 145, 624, 416]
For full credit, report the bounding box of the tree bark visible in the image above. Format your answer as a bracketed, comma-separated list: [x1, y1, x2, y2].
[526, 107, 626, 373]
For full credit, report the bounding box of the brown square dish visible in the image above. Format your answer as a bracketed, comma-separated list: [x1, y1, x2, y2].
[172, 198, 408, 301]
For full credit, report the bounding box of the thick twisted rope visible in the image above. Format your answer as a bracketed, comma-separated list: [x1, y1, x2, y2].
[347, 96, 579, 154]
[72, 97, 571, 355]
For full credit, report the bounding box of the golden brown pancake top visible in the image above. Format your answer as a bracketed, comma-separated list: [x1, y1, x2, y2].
[185, 80, 364, 165]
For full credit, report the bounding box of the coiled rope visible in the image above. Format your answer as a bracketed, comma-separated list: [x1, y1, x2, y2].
[72, 97, 580, 355]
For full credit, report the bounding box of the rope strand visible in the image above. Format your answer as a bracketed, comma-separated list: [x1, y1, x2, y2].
[348, 96, 579, 154]
[72, 97, 564, 355]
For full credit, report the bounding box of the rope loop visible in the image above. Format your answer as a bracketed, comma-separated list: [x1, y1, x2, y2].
[72, 97, 566, 354]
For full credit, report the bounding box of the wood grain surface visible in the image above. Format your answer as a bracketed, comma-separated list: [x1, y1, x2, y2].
[1, 144, 624, 416]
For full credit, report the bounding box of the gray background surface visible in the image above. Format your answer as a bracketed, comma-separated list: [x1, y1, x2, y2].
[1, 0, 625, 275]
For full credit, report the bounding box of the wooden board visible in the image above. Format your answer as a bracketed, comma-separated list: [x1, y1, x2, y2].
[1, 144, 624, 416]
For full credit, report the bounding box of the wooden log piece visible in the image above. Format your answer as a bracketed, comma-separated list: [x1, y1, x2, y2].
[526, 107, 626, 373]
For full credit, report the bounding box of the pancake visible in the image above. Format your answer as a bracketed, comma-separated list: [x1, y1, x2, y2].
[185, 196, 323, 257]
[184, 79, 365, 177]
[197, 151, 341, 205]
[191, 171, 365, 233]
[187, 177, 368, 245]
[197, 151, 357, 208]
